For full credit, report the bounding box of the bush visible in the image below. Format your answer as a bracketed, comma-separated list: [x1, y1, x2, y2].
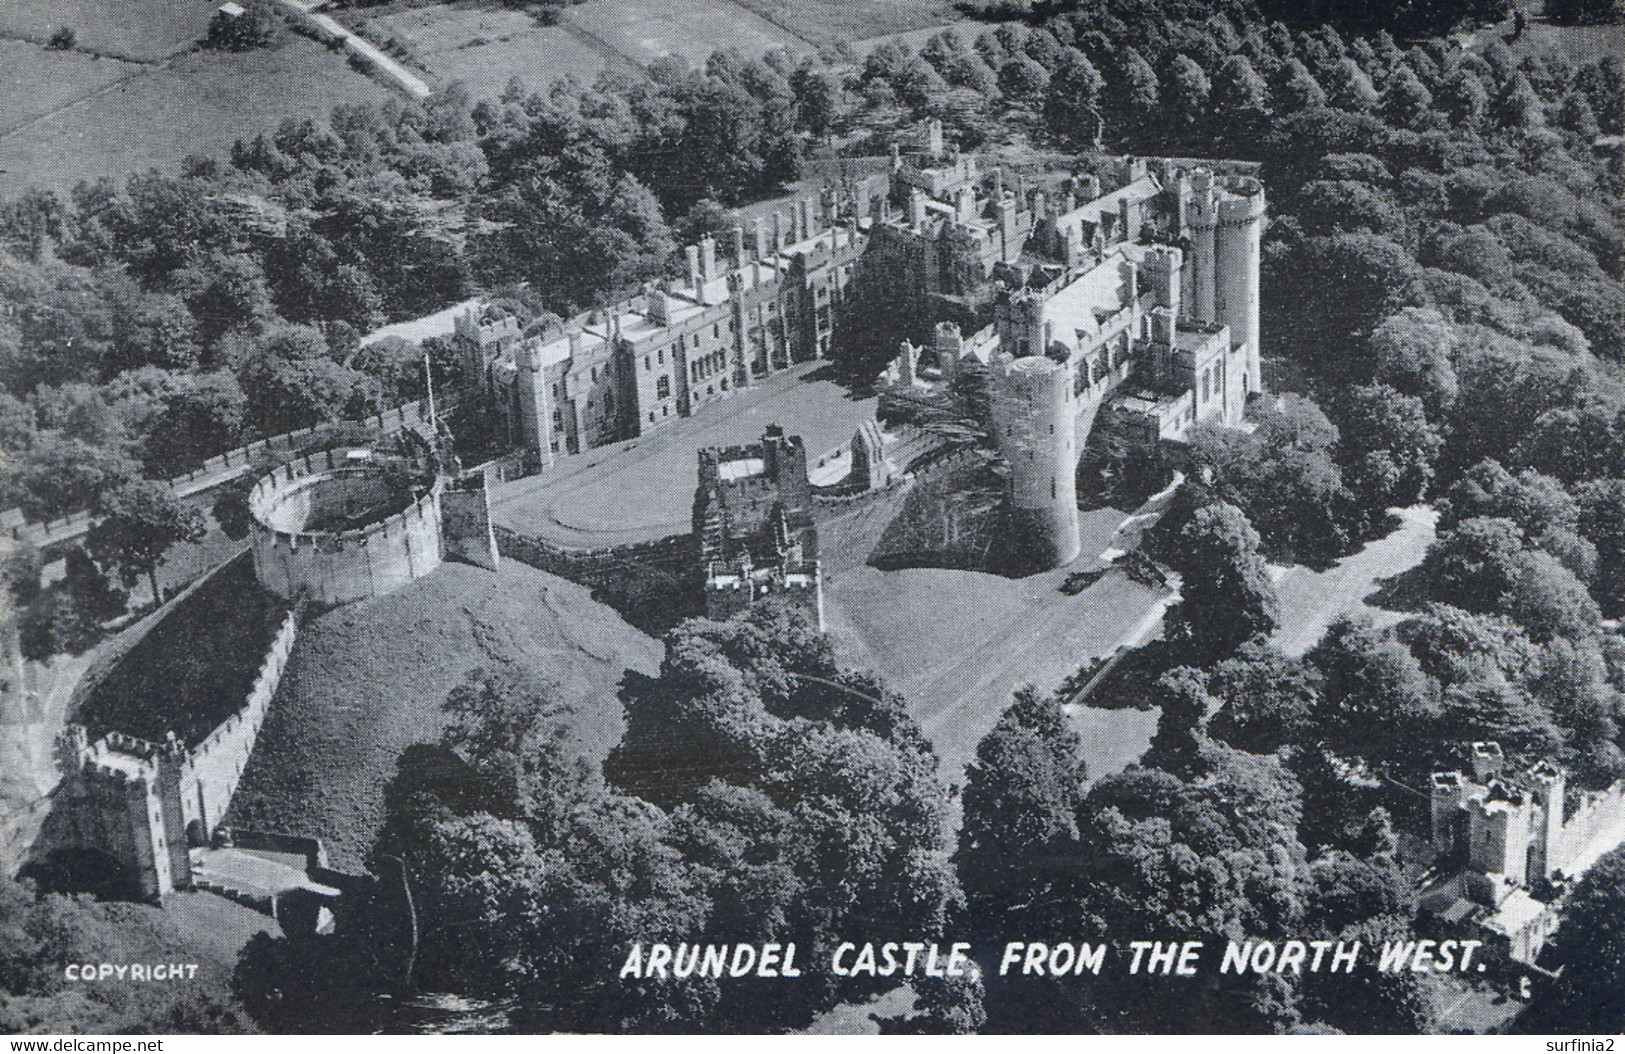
[47, 26, 76, 50]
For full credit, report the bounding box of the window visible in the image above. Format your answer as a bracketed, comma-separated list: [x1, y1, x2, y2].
[591, 366, 598, 382]
[713, 322, 720, 338]
[657, 376, 670, 399]
[644, 355, 650, 370]
[1050, 478, 1057, 498]
[649, 411, 656, 423]
[658, 348, 665, 364]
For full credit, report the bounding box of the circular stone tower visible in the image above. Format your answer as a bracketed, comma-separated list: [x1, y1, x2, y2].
[1216, 177, 1266, 396]
[996, 356, 1081, 569]
[248, 450, 444, 606]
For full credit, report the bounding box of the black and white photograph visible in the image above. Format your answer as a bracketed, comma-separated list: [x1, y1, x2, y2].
[0, 0, 1622, 1038]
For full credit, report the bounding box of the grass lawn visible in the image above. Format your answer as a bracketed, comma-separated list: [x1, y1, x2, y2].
[364, 2, 614, 101]
[731, 0, 961, 48]
[225, 561, 662, 870]
[489, 362, 877, 548]
[0, 41, 141, 136]
[0, 0, 219, 62]
[74, 556, 286, 748]
[0, 33, 392, 199]
[562, 0, 809, 65]
[820, 486, 1170, 780]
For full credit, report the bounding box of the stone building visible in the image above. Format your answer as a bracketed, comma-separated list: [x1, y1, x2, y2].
[693, 425, 822, 629]
[1421, 742, 1625, 965]
[889, 150, 1266, 568]
[488, 195, 868, 469]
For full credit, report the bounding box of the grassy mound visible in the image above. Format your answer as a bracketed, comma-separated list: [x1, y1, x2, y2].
[224, 561, 662, 870]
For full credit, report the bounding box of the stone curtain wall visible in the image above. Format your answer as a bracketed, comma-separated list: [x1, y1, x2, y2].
[494, 527, 701, 634]
[5, 396, 447, 551]
[178, 608, 299, 840]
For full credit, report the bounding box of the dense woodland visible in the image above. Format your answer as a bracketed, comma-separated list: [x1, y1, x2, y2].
[3, 0, 1625, 1036]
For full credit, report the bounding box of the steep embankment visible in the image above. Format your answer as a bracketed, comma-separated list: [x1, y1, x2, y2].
[226, 561, 662, 870]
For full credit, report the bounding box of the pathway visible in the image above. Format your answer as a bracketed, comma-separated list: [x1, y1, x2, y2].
[1271, 505, 1437, 656]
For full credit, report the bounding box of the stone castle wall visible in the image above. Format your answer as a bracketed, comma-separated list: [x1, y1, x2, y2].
[248, 452, 444, 605]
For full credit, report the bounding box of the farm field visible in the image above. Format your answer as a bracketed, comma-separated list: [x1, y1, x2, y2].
[363, 1, 614, 101]
[0, 0, 218, 62]
[0, 34, 392, 199]
[561, 0, 809, 66]
[0, 41, 140, 135]
[731, 0, 961, 48]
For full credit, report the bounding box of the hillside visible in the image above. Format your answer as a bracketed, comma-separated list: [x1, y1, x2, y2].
[224, 560, 663, 870]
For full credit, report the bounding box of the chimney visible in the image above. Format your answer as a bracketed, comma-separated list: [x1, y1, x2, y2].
[686, 244, 702, 294]
[568, 329, 583, 358]
[927, 117, 943, 159]
[799, 198, 813, 241]
[731, 226, 745, 266]
[1079, 173, 1101, 201]
[773, 211, 786, 251]
[700, 234, 717, 284]
[646, 283, 669, 325]
[910, 189, 927, 229]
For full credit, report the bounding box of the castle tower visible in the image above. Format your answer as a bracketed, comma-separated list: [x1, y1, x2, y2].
[1431, 771, 1467, 853]
[1141, 245, 1183, 317]
[996, 356, 1081, 569]
[515, 340, 555, 469]
[1468, 786, 1532, 885]
[1187, 169, 1218, 323]
[1215, 179, 1265, 396]
[1529, 760, 1566, 879]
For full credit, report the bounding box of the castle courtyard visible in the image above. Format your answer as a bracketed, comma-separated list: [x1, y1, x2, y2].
[489, 362, 876, 549]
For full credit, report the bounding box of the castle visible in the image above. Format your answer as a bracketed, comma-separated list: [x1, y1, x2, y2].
[477, 188, 873, 467]
[469, 120, 1265, 569]
[1422, 742, 1625, 965]
[693, 425, 822, 629]
[55, 440, 499, 901]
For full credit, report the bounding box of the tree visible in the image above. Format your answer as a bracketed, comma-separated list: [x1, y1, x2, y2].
[1306, 618, 1440, 774]
[1368, 307, 1459, 414]
[1160, 54, 1212, 135]
[997, 54, 1051, 105]
[1536, 845, 1625, 1032]
[1207, 644, 1322, 754]
[1273, 59, 1328, 111]
[1211, 51, 1270, 122]
[1324, 58, 1380, 112]
[955, 687, 1087, 937]
[1143, 666, 1216, 776]
[1164, 502, 1280, 663]
[127, 370, 246, 479]
[1380, 65, 1435, 129]
[1332, 383, 1443, 514]
[1045, 48, 1105, 144]
[85, 481, 206, 606]
[207, 0, 281, 50]
[1576, 479, 1625, 617]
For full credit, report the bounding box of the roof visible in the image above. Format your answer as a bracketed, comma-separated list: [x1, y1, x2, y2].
[1482, 888, 1549, 936]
